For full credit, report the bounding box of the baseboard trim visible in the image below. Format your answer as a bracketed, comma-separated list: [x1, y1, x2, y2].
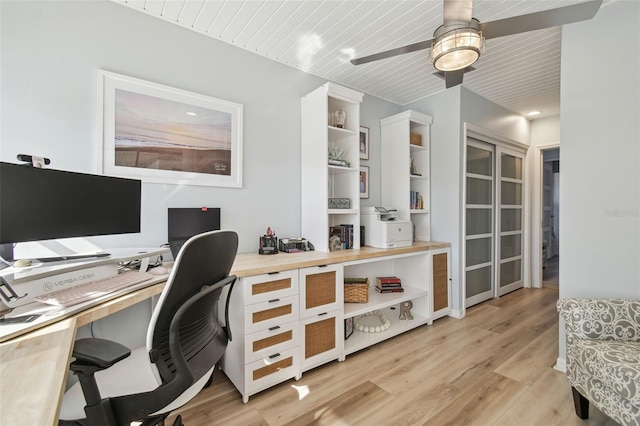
[554, 357, 566, 373]
[449, 309, 464, 319]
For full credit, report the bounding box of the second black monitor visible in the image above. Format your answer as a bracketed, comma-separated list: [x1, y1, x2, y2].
[168, 207, 220, 258]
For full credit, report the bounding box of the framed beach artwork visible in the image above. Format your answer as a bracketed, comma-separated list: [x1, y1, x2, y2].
[97, 70, 243, 187]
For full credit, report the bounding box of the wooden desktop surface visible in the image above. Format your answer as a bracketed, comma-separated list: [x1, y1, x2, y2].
[0, 242, 448, 426]
[0, 282, 166, 426]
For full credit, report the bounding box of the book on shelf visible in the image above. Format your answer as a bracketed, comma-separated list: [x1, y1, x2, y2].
[376, 283, 403, 288]
[330, 224, 354, 249]
[328, 158, 350, 167]
[375, 286, 404, 293]
[376, 276, 401, 285]
[409, 191, 424, 210]
[344, 277, 368, 284]
[375, 275, 404, 293]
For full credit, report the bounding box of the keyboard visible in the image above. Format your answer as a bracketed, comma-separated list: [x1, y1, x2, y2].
[33, 271, 154, 307]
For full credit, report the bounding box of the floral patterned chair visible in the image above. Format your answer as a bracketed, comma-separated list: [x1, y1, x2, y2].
[557, 299, 640, 426]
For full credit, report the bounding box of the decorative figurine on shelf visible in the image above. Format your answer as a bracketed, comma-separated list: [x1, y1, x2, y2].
[399, 300, 414, 320]
[334, 109, 346, 128]
[410, 157, 419, 176]
[258, 227, 278, 255]
[328, 145, 349, 168]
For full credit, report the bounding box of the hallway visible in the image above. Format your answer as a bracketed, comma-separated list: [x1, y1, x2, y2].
[543, 255, 559, 289]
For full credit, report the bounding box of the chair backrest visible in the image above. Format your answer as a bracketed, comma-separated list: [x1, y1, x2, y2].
[110, 230, 238, 423]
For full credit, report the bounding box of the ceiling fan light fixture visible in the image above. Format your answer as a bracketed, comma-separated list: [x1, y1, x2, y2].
[429, 20, 485, 72]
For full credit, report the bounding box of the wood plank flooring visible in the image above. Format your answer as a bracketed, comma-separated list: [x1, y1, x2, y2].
[168, 288, 619, 425]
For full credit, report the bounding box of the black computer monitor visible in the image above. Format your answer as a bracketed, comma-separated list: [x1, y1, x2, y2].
[0, 162, 141, 260]
[167, 208, 221, 258]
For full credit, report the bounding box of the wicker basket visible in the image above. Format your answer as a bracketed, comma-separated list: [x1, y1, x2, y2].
[344, 278, 369, 303]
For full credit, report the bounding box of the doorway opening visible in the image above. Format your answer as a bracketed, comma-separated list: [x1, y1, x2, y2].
[541, 149, 559, 288]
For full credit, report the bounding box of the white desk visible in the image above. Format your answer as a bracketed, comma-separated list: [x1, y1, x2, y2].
[0, 243, 449, 425]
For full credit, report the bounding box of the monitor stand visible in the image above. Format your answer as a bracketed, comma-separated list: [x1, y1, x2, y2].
[33, 252, 111, 263]
[0, 244, 14, 270]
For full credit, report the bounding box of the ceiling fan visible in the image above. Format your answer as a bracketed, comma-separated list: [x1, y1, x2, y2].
[351, 0, 602, 88]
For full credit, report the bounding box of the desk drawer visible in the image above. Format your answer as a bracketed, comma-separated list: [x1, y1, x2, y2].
[244, 295, 299, 334]
[245, 347, 299, 396]
[244, 321, 298, 364]
[242, 270, 298, 305]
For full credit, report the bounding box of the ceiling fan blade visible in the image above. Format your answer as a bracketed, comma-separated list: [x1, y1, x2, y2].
[443, 0, 473, 24]
[350, 38, 433, 66]
[445, 69, 466, 88]
[480, 0, 602, 40]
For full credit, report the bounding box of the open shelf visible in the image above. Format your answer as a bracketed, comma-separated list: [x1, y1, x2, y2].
[343, 305, 430, 356]
[343, 284, 428, 318]
[328, 208, 358, 215]
[328, 125, 357, 139]
[328, 165, 358, 173]
[409, 143, 428, 152]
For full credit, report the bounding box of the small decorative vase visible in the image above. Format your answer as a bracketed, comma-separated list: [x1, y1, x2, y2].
[334, 109, 346, 128]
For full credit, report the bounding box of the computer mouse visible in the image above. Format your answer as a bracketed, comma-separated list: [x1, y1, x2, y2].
[13, 259, 32, 268]
[148, 266, 169, 276]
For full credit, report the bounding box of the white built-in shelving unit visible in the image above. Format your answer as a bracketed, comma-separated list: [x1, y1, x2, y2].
[301, 83, 363, 252]
[381, 110, 433, 241]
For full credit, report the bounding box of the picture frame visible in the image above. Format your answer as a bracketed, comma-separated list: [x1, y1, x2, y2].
[359, 126, 369, 160]
[97, 70, 243, 187]
[344, 317, 354, 340]
[360, 165, 369, 199]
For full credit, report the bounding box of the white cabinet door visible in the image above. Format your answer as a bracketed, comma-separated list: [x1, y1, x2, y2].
[299, 264, 343, 318]
[300, 310, 342, 372]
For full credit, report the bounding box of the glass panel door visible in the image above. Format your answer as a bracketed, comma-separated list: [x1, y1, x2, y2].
[465, 139, 494, 307]
[496, 147, 524, 296]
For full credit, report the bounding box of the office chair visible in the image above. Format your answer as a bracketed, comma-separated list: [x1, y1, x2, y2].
[58, 230, 238, 426]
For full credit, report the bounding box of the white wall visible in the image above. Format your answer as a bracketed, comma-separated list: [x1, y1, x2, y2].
[406, 87, 530, 316]
[460, 88, 531, 146]
[405, 88, 463, 314]
[558, 0, 640, 359]
[0, 0, 401, 256]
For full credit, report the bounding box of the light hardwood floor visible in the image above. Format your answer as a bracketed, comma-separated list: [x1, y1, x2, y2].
[168, 288, 618, 425]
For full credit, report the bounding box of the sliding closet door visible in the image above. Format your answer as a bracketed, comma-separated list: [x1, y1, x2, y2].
[496, 147, 524, 296]
[465, 139, 495, 307]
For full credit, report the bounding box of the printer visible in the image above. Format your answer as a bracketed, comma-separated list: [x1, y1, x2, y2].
[361, 207, 413, 249]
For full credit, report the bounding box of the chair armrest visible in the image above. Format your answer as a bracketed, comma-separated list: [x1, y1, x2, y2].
[71, 338, 131, 370]
[557, 298, 640, 342]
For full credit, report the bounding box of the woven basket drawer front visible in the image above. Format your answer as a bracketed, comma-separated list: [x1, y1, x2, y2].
[245, 321, 299, 363]
[245, 347, 299, 393]
[299, 264, 343, 318]
[245, 295, 299, 334]
[300, 311, 342, 371]
[304, 317, 336, 359]
[243, 270, 298, 304]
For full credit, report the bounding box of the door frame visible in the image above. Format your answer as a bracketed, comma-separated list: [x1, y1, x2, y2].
[531, 143, 560, 288]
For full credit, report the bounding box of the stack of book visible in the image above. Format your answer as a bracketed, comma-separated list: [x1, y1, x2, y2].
[375, 276, 404, 293]
[328, 158, 350, 167]
[410, 191, 424, 210]
[330, 224, 354, 249]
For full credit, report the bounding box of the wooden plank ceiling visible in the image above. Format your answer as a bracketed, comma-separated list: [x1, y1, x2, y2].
[112, 0, 598, 119]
